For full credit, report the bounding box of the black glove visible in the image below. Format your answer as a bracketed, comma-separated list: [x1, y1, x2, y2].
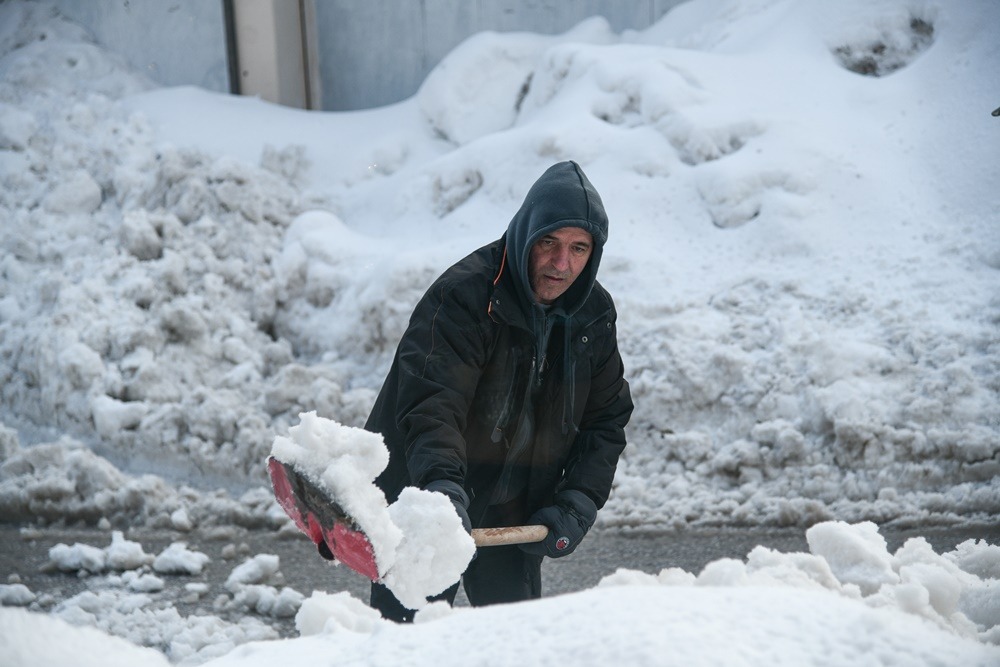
[518, 489, 597, 558]
[424, 479, 472, 533]
[317, 540, 335, 560]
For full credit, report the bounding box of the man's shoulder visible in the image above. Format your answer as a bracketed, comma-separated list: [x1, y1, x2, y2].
[423, 238, 502, 307]
[582, 280, 617, 319]
[446, 239, 501, 280]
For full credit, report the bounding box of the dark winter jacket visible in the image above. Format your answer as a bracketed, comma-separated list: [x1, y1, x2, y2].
[366, 161, 633, 524]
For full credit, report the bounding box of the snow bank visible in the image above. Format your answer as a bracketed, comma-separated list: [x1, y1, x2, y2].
[0, 5, 374, 499]
[3, 520, 998, 666]
[180, 522, 1000, 666]
[0, 0, 997, 540]
[1, 607, 172, 667]
[0, 425, 285, 530]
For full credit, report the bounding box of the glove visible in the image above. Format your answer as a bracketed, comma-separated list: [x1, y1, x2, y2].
[424, 479, 472, 533]
[317, 540, 334, 560]
[518, 489, 597, 558]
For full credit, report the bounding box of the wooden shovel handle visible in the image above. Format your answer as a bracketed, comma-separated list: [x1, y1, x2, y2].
[471, 525, 548, 547]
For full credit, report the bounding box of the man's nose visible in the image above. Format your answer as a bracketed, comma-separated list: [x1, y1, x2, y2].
[551, 246, 571, 271]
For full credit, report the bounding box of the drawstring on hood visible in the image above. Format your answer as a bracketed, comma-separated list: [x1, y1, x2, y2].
[501, 161, 609, 436]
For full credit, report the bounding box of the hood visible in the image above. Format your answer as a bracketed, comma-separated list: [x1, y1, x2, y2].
[504, 161, 608, 317]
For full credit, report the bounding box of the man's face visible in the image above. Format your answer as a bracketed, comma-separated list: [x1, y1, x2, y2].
[529, 227, 594, 305]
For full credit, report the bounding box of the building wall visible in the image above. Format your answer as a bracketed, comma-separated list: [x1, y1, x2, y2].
[45, 0, 685, 111]
[49, 0, 231, 94]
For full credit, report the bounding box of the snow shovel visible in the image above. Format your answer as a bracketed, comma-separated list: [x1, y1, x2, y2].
[267, 456, 548, 581]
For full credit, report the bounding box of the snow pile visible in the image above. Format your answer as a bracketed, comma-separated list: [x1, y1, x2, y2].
[2, 530, 314, 664]
[0, 2, 1000, 527]
[385, 486, 478, 608]
[295, 590, 382, 635]
[152, 542, 211, 576]
[598, 521, 1000, 647]
[0, 583, 36, 607]
[224, 554, 305, 620]
[0, 1, 374, 496]
[5, 520, 998, 667]
[2, 606, 172, 667]
[1, 0, 996, 535]
[0, 424, 285, 530]
[270, 411, 403, 572]
[270, 412, 476, 609]
[417, 18, 617, 146]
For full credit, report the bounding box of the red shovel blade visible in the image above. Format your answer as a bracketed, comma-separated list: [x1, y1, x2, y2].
[267, 456, 380, 581]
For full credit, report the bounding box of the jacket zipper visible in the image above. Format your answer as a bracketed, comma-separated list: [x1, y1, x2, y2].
[490, 348, 522, 444]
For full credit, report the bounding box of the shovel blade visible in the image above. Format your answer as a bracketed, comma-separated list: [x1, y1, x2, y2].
[267, 456, 380, 581]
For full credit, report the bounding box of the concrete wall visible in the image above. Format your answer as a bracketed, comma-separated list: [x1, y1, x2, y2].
[49, 0, 231, 93]
[44, 0, 685, 111]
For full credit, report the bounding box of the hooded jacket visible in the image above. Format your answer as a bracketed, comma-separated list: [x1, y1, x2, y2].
[366, 161, 633, 524]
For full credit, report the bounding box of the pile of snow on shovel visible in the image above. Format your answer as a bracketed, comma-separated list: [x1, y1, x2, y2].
[270, 411, 476, 609]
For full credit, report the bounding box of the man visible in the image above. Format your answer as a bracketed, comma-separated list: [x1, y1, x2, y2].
[366, 160, 633, 621]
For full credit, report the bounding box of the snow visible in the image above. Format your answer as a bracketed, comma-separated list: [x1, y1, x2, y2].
[270, 411, 403, 574]
[5, 522, 1000, 666]
[384, 486, 477, 606]
[152, 542, 211, 576]
[2, 521, 998, 666]
[0, 0, 998, 664]
[271, 412, 476, 608]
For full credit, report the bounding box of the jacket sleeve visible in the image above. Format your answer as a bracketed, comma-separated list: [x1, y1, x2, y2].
[393, 279, 492, 490]
[561, 314, 633, 509]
